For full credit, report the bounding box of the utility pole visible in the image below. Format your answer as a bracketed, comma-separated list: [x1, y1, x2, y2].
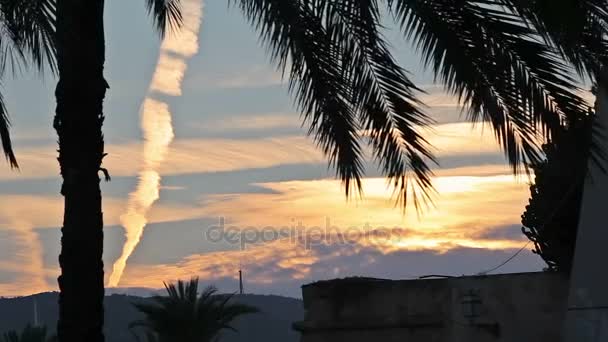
[563, 74, 608, 341]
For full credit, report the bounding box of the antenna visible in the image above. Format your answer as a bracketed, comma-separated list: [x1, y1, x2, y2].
[33, 298, 39, 327]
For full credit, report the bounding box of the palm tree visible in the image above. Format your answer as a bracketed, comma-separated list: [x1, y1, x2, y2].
[130, 278, 258, 342]
[0, 0, 56, 166]
[52, 2, 180, 342]
[4, 1, 608, 342]
[2, 325, 55, 342]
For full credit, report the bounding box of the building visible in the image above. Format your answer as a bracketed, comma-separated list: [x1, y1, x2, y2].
[294, 272, 568, 342]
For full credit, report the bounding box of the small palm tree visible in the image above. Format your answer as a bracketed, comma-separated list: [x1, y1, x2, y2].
[130, 278, 259, 342]
[2, 325, 55, 342]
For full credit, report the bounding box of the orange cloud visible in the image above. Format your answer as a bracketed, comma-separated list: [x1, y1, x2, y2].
[0, 170, 531, 294]
[118, 238, 317, 287]
[0, 222, 48, 296]
[196, 175, 527, 232]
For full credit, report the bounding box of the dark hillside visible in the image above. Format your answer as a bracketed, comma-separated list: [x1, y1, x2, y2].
[0, 292, 303, 342]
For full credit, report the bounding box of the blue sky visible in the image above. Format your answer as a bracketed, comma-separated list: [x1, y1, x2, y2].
[0, 0, 545, 298]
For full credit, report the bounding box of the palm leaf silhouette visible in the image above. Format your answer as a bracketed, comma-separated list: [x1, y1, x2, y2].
[130, 278, 259, 342]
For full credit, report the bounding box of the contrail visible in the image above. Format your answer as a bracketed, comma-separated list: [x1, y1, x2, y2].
[108, 0, 204, 287]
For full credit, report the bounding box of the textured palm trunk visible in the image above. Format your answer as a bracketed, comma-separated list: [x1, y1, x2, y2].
[54, 0, 108, 341]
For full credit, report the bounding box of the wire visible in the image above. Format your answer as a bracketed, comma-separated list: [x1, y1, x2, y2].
[476, 241, 531, 275]
[476, 178, 581, 275]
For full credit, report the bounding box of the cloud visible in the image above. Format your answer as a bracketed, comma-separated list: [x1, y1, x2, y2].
[424, 122, 503, 156]
[1, 121, 508, 181]
[0, 169, 533, 296]
[197, 113, 301, 131]
[205, 65, 284, 90]
[160, 0, 204, 58]
[419, 87, 462, 107]
[433, 164, 515, 177]
[0, 195, 122, 229]
[115, 235, 542, 297]
[0, 163, 524, 234]
[0, 223, 48, 296]
[0, 136, 324, 181]
[118, 237, 317, 288]
[0, 194, 205, 233]
[149, 54, 188, 96]
[194, 175, 527, 232]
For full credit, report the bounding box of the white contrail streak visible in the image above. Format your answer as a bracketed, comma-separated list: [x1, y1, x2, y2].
[108, 0, 204, 287]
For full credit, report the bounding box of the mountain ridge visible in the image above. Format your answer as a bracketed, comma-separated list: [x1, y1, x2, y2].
[0, 292, 304, 342]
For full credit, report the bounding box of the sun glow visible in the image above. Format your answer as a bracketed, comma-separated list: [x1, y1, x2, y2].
[115, 174, 530, 289]
[195, 175, 529, 247]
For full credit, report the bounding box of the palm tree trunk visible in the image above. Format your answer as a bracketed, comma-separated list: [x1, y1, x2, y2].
[54, 0, 108, 341]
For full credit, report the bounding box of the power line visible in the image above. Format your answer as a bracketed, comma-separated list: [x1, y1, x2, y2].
[476, 179, 580, 275]
[476, 241, 531, 275]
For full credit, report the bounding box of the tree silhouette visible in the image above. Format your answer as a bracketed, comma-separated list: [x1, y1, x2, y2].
[2, 325, 55, 342]
[130, 278, 258, 342]
[522, 109, 594, 273]
[52, 1, 180, 342]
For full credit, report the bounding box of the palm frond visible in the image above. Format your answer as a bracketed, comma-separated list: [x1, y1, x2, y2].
[0, 90, 17, 167]
[212, 293, 259, 332]
[131, 278, 258, 342]
[0, 0, 57, 73]
[234, 0, 442, 209]
[234, 0, 365, 197]
[390, 0, 589, 172]
[144, 0, 183, 37]
[0, 0, 58, 168]
[321, 0, 437, 210]
[495, 0, 608, 78]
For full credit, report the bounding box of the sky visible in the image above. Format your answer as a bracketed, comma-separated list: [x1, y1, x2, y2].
[0, 0, 549, 298]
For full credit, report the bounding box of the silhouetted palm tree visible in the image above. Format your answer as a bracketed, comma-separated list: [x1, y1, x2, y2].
[0, 0, 55, 166]
[4, 1, 608, 342]
[130, 278, 258, 342]
[52, 2, 180, 342]
[2, 325, 55, 342]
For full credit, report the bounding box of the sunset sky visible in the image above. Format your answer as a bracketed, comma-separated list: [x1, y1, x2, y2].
[0, 0, 548, 298]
